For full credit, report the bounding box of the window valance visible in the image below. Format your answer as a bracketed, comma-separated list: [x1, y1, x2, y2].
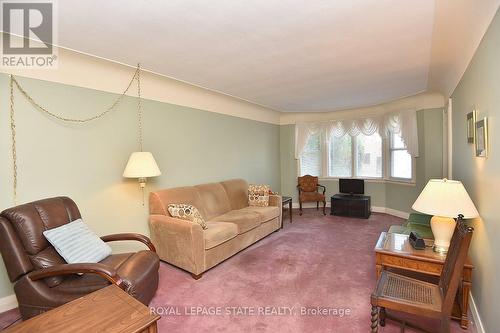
[295, 109, 419, 159]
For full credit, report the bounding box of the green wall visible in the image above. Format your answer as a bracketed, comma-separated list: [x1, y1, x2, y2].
[451, 8, 500, 332]
[0, 74, 280, 298]
[280, 109, 444, 212]
[385, 109, 444, 212]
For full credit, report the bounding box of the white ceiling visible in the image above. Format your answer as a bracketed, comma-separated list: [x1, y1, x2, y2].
[56, 0, 499, 112]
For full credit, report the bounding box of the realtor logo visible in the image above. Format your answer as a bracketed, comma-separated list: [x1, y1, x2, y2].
[1, 1, 57, 68]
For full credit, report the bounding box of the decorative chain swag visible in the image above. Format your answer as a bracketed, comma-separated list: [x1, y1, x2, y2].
[8, 64, 144, 204]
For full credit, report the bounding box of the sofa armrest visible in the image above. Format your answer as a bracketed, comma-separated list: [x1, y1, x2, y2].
[149, 214, 204, 274]
[269, 194, 282, 207]
[269, 195, 283, 228]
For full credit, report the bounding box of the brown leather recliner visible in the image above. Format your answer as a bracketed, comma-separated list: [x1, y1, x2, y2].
[0, 197, 160, 320]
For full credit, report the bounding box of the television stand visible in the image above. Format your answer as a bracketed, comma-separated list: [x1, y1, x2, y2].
[330, 194, 371, 219]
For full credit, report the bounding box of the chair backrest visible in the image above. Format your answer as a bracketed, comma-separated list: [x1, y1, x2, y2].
[298, 175, 318, 192]
[439, 216, 474, 314]
[0, 197, 81, 282]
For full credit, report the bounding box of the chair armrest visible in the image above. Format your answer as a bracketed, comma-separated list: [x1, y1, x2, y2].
[101, 233, 156, 252]
[28, 263, 125, 289]
[317, 184, 326, 194]
[296, 185, 302, 194]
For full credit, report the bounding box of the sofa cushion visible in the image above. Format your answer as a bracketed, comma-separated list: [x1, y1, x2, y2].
[221, 179, 249, 210]
[242, 206, 280, 222]
[203, 222, 238, 250]
[195, 183, 232, 220]
[55, 253, 133, 294]
[212, 209, 262, 234]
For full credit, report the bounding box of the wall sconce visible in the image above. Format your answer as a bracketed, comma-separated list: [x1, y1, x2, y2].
[122, 64, 161, 204]
[123, 152, 161, 204]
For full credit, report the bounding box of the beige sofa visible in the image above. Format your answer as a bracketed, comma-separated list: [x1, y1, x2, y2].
[149, 179, 282, 279]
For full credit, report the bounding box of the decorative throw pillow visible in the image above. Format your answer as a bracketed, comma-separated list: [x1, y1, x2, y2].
[43, 219, 112, 264]
[168, 204, 208, 230]
[248, 184, 270, 207]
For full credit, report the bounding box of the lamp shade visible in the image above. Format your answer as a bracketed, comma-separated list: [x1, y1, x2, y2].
[123, 152, 161, 178]
[412, 179, 479, 218]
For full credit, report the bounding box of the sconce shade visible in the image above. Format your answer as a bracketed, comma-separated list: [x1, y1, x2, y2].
[412, 179, 479, 219]
[123, 152, 161, 178]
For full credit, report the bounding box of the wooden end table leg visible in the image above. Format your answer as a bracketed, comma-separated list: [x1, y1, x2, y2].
[375, 264, 382, 279]
[375, 253, 383, 279]
[289, 200, 292, 223]
[460, 268, 472, 329]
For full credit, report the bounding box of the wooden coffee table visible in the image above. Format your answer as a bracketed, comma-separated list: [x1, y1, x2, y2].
[5, 285, 160, 333]
[374, 232, 473, 329]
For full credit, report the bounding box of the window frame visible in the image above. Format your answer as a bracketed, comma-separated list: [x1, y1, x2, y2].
[387, 132, 415, 183]
[297, 132, 416, 184]
[299, 132, 322, 177]
[326, 134, 384, 180]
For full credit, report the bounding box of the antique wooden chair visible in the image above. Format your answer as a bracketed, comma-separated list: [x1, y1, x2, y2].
[370, 216, 474, 333]
[297, 175, 326, 216]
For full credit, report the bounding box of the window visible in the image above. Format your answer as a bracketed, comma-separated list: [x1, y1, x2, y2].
[300, 133, 321, 176]
[328, 133, 382, 178]
[298, 131, 413, 182]
[329, 135, 352, 177]
[356, 133, 383, 178]
[389, 133, 412, 179]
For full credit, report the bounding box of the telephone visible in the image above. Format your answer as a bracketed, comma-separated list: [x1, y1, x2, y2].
[409, 231, 426, 250]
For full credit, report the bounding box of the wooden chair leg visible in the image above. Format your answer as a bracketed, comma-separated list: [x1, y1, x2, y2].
[316, 202, 319, 210]
[299, 202, 303, 215]
[371, 306, 379, 333]
[323, 201, 326, 215]
[379, 307, 386, 327]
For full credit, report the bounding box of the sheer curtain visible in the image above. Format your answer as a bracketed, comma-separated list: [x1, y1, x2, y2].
[295, 109, 419, 159]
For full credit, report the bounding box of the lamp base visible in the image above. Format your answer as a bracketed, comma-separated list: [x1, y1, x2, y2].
[432, 244, 450, 254]
[430, 215, 456, 254]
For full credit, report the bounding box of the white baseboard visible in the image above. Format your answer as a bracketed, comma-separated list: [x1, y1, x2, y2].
[469, 293, 485, 333]
[382, 208, 410, 219]
[0, 294, 18, 313]
[371, 206, 386, 213]
[291, 202, 409, 219]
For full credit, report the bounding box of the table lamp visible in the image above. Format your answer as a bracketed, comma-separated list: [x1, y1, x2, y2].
[412, 179, 479, 253]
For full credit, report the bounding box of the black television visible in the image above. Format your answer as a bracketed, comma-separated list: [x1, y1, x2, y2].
[339, 179, 364, 195]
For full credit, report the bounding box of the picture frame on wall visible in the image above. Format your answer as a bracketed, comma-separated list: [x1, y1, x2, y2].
[466, 110, 476, 143]
[475, 118, 488, 157]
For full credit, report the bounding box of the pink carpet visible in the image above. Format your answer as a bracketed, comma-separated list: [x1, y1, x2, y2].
[0, 210, 476, 332]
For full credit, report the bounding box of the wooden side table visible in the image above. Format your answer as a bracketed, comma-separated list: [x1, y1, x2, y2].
[5, 285, 160, 333]
[374, 232, 473, 329]
[281, 196, 292, 227]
